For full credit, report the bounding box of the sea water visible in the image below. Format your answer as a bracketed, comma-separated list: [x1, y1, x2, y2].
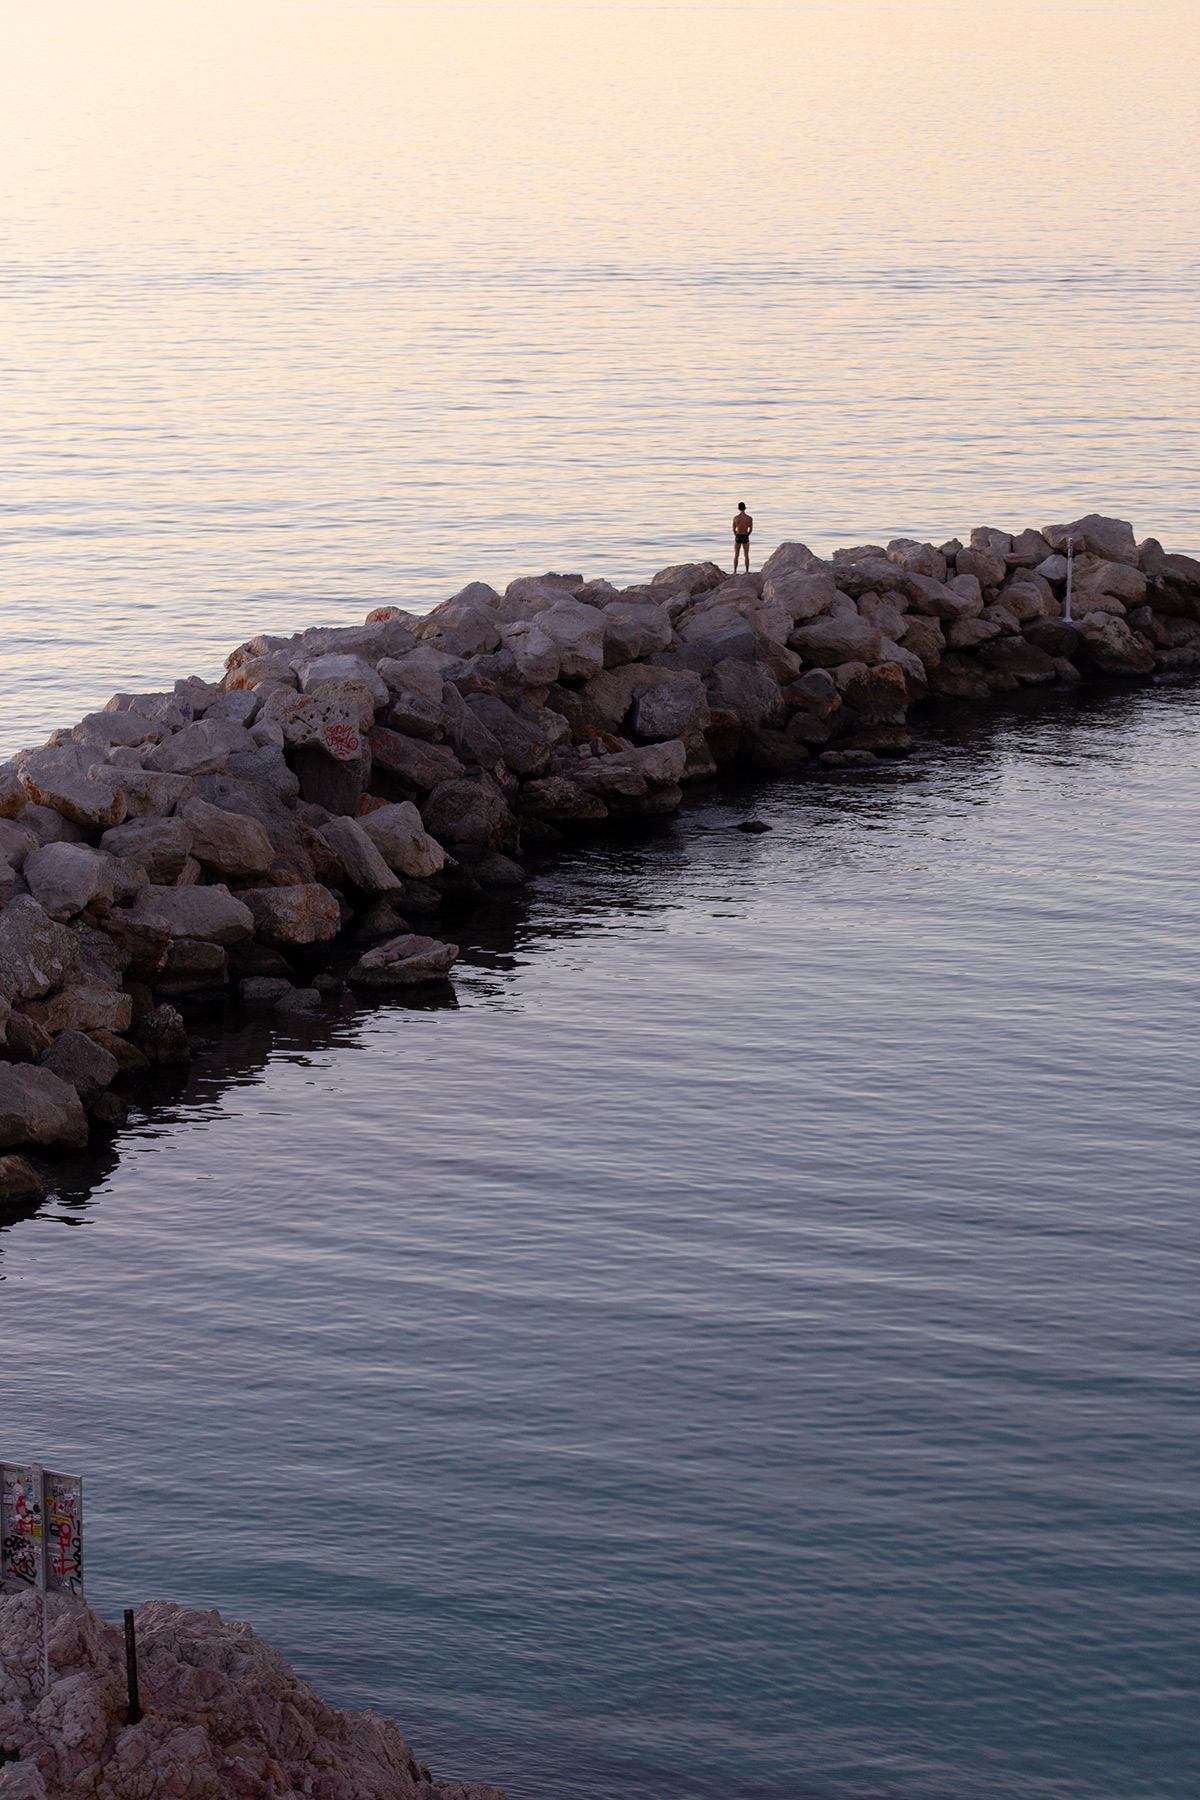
[3, 687, 1199, 1800]
[2, 5, 1198, 1796]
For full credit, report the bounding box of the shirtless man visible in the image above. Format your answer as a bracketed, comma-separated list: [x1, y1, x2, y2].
[732, 502, 753, 571]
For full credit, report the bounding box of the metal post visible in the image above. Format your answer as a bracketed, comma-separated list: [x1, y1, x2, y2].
[1064, 535, 1075, 621]
[123, 1610, 142, 1724]
[32, 1465, 49, 1695]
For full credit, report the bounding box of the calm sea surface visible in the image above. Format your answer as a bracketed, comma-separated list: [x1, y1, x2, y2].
[2, 5, 1199, 1798]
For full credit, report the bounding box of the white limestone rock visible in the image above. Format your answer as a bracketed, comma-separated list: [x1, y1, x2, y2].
[357, 802, 447, 879]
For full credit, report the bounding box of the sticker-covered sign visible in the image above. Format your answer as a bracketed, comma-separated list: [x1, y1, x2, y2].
[1, 1463, 83, 1597]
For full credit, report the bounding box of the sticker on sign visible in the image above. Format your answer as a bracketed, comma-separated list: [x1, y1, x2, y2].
[1, 1461, 84, 1597]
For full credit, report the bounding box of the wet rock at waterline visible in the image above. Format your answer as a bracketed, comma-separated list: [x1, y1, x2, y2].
[0, 514, 1195, 1151]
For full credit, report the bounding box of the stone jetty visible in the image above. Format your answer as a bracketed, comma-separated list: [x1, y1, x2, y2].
[0, 1590, 506, 1799]
[1, 511, 1198, 1164]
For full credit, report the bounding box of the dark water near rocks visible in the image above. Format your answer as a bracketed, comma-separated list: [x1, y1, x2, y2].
[3, 686, 1198, 1800]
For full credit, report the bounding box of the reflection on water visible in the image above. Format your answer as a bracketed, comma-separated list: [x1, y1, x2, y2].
[2, 686, 1198, 1800]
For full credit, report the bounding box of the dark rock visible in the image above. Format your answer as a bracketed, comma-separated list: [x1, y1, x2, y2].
[703, 707, 742, 764]
[1023, 618, 1082, 659]
[465, 695, 552, 776]
[40, 1030, 120, 1108]
[3, 1013, 54, 1064]
[132, 1004, 192, 1064]
[368, 728, 466, 799]
[0, 1063, 89, 1150]
[87, 1028, 151, 1074]
[741, 728, 811, 773]
[90, 1091, 129, 1127]
[928, 654, 991, 699]
[292, 745, 366, 815]
[227, 940, 295, 979]
[156, 939, 229, 997]
[977, 637, 1060, 686]
[421, 779, 516, 851]
[355, 899, 412, 941]
[0, 1154, 46, 1207]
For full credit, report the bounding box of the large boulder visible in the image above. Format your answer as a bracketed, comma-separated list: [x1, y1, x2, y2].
[262, 687, 371, 764]
[145, 718, 257, 776]
[356, 802, 447, 879]
[830, 554, 906, 598]
[573, 739, 686, 809]
[0, 820, 39, 871]
[100, 816, 194, 884]
[515, 777, 608, 822]
[0, 1063, 89, 1150]
[496, 618, 562, 685]
[240, 884, 342, 947]
[97, 908, 171, 982]
[954, 545, 1006, 588]
[298, 653, 389, 709]
[1138, 539, 1200, 610]
[886, 539, 947, 582]
[1075, 612, 1156, 675]
[758, 543, 829, 583]
[415, 602, 503, 660]
[581, 664, 681, 734]
[1071, 555, 1147, 606]
[946, 617, 1002, 651]
[71, 710, 160, 749]
[347, 932, 460, 988]
[179, 798, 275, 880]
[439, 684, 507, 769]
[40, 1030, 120, 1108]
[0, 1155, 45, 1206]
[17, 746, 127, 831]
[904, 574, 985, 620]
[0, 898, 77, 1004]
[975, 638, 1058, 685]
[368, 727, 465, 798]
[1042, 513, 1139, 567]
[788, 615, 885, 668]
[649, 560, 726, 595]
[760, 569, 839, 625]
[1022, 617, 1081, 659]
[463, 696, 552, 776]
[127, 883, 256, 946]
[896, 616, 945, 669]
[316, 817, 403, 895]
[421, 780, 515, 851]
[24, 982, 132, 1036]
[840, 661, 909, 720]
[156, 939, 230, 996]
[100, 767, 194, 820]
[629, 677, 709, 741]
[600, 599, 674, 666]
[707, 658, 784, 729]
[21, 844, 121, 921]
[534, 600, 606, 681]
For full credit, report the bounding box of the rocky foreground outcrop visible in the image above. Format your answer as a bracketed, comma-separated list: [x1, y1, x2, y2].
[1, 511, 1197, 1160]
[0, 1592, 505, 1800]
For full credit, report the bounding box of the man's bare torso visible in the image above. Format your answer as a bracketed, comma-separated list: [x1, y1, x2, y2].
[733, 512, 753, 537]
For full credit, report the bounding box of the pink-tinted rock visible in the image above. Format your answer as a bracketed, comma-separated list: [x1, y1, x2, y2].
[240, 883, 342, 946]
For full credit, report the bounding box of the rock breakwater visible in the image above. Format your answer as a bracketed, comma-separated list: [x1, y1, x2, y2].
[0, 1591, 506, 1800]
[1, 511, 1198, 1165]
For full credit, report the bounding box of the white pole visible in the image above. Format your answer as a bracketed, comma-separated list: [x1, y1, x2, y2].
[1064, 536, 1075, 622]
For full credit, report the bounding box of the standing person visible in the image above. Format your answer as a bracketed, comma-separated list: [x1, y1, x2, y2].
[732, 502, 753, 571]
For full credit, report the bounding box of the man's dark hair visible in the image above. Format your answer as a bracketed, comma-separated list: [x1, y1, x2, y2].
[737, 502, 747, 510]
